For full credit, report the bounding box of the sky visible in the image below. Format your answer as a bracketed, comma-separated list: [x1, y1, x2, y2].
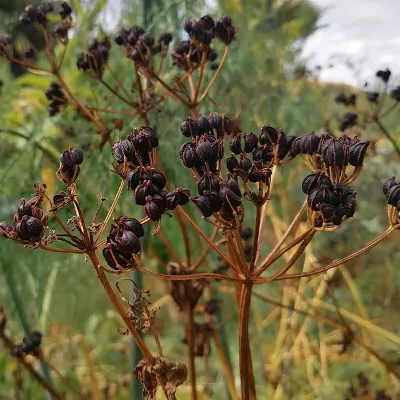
[105, 0, 399, 86]
[303, 0, 400, 85]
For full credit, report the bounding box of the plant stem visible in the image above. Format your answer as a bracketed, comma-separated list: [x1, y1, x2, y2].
[87, 251, 154, 362]
[238, 283, 256, 400]
[198, 47, 229, 103]
[373, 117, 400, 158]
[187, 305, 197, 400]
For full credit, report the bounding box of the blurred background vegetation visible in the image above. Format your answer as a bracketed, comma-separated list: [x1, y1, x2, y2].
[1, 0, 400, 399]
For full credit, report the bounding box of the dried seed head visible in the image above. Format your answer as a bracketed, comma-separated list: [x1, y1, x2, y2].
[116, 216, 144, 237]
[112, 139, 136, 164]
[60, 148, 84, 166]
[226, 155, 239, 173]
[308, 185, 334, 211]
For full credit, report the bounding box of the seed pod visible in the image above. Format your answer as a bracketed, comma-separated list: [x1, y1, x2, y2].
[180, 142, 200, 168]
[302, 173, 332, 194]
[226, 155, 239, 173]
[243, 132, 258, 153]
[195, 140, 213, 163]
[229, 135, 242, 155]
[204, 190, 222, 212]
[115, 230, 141, 253]
[60, 148, 84, 166]
[220, 185, 242, 208]
[322, 139, 346, 166]
[387, 184, 400, 207]
[165, 192, 179, 210]
[151, 170, 166, 189]
[248, 164, 262, 182]
[279, 135, 297, 159]
[252, 145, 273, 163]
[260, 126, 278, 145]
[103, 245, 132, 270]
[192, 196, 213, 217]
[349, 141, 369, 166]
[176, 188, 190, 205]
[18, 201, 32, 217]
[0, 221, 13, 237]
[238, 155, 252, 171]
[118, 216, 144, 237]
[345, 200, 357, 218]
[26, 216, 43, 238]
[180, 117, 198, 137]
[383, 177, 397, 198]
[112, 140, 135, 164]
[198, 174, 222, 195]
[318, 203, 335, 223]
[210, 140, 223, 162]
[225, 175, 242, 197]
[208, 112, 223, 136]
[197, 114, 212, 134]
[308, 185, 334, 211]
[134, 182, 160, 205]
[145, 197, 165, 221]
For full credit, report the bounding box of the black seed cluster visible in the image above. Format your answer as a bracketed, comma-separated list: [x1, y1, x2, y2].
[45, 82, 68, 116]
[113, 127, 191, 222]
[335, 93, 356, 107]
[172, 15, 235, 71]
[103, 216, 145, 269]
[1, 199, 47, 242]
[303, 173, 357, 226]
[57, 147, 84, 185]
[291, 132, 369, 168]
[114, 26, 172, 67]
[19, 1, 72, 25]
[112, 126, 158, 167]
[77, 37, 111, 78]
[11, 331, 42, 358]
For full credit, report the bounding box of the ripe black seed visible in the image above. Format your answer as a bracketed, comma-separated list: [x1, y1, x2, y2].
[145, 199, 163, 221]
[0, 221, 13, 237]
[192, 196, 213, 217]
[180, 143, 200, 168]
[18, 201, 32, 217]
[225, 175, 242, 197]
[196, 140, 213, 163]
[220, 185, 242, 208]
[151, 170, 166, 189]
[226, 155, 239, 173]
[248, 164, 262, 182]
[197, 174, 222, 195]
[176, 188, 190, 205]
[180, 117, 198, 137]
[302, 173, 332, 195]
[308, 185, 334, 211]
[112, 140, 135, 164]
[115, 230, 141, 254]
[204, 190, 222, 212]
[383, 177, 397, 198]
[387, 185, 400, 207]
[238, 155, 252, 171]
[197, 114, 212, 134]
[243, 132, 258, 153]
[259, 126, 278, 145]
[349, 142, 369, 166]
[26, 216, 43, 237]
[103, 246, 131, 270]
[118, 217, 144, 237]
[229, 135, 242, 155]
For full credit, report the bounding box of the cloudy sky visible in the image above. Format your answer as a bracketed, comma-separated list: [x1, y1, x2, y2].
[303, 0, 400, 84]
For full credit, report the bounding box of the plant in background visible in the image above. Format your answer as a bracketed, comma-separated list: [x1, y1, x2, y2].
[1, 2, 400, 400]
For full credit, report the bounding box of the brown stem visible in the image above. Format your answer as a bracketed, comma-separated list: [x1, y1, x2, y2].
[99, 78, 137, 107]
[238, 283, 256, 400]
[176, 207, 238, 272]
[87, 251, 154, 362]
[260, 226, 396, 282]
[249, 206, 262, 272]
[193, 52, 207, 103]
[198, 47, 229, 103]
[186, 305, 197, 400]
[175, 211, 192, 266]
